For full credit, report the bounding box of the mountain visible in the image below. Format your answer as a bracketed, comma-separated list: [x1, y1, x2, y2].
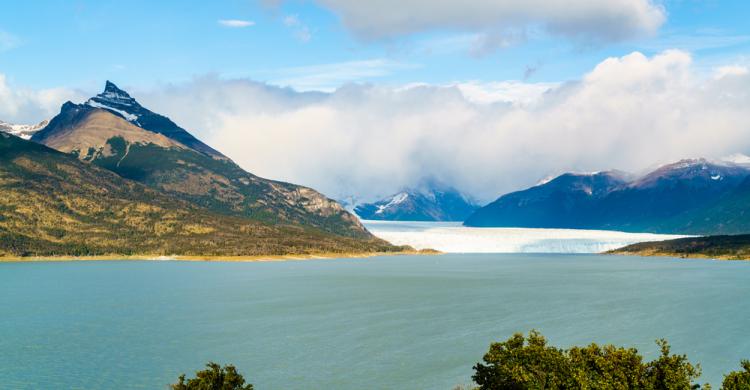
[31, 81, 370, 239]
[464, 171, 628, 228]
[0, 119, 48, 140]
[654, 175, 750, 234]
[0, 133, 401, 257]
[354, 184, 478, 221]
[85, 81, 224, 158]
[465, 159, 750, 234]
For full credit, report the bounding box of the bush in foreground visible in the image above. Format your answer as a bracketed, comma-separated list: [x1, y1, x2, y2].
[722, 360, 750, 389]
[170, 362, 253, 390]
[472, 330, 705, 389]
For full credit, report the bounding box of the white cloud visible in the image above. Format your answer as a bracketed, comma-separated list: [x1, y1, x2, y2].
[218, 19, 255, 28]
[0, 74, 85, 124]
[282, 14, 312, 42]
[0, 30, 21, 52]
[452, 81, 558, 105]
[263, 59, 419, 91]
[714, 65, 749, 79]
[132, 50, 750, 203]
[291, 0, 665, 44]
[7, 50, 750, 205]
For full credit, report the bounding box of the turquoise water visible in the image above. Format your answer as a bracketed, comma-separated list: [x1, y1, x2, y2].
[1, 254, 749, 389]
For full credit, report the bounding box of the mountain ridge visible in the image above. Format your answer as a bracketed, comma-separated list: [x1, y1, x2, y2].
[0, 132, 402, 257]
[29, 82, 372, 239]
[465, 159, 750, 234]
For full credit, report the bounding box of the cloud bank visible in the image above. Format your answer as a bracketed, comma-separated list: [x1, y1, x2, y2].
[5, 51, 750, 205]
[291, 0, 665, 43]
[131, 50, 750, 203]
[0, 74, 85, 124]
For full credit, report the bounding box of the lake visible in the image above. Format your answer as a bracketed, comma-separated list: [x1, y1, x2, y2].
[1, 254, 749, 389]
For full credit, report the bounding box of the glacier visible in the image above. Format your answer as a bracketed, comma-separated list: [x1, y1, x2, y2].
[363, 221, 688, 253]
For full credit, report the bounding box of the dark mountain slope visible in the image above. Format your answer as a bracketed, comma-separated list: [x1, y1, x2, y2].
[596, 159, 750, 232]
[465, 160, 750, 234]
[653, 175, 750, 235]
[464, 171, 628, 228]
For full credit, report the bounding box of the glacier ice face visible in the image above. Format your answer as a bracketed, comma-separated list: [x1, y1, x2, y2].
[363, 221, 688, 253]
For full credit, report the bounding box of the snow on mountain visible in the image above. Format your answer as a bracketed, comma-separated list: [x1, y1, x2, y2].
[86, 99, 139, 123]
[76, 81, 225, 158]
[375, 192, 409, 215]
[0, 119, 49, 140]
[355, 182, 479, 222]
[85, 81, 141, 125]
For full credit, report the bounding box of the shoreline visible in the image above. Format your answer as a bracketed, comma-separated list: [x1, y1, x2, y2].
[607, 250, 750, 261]
[0, 249, 440, 263]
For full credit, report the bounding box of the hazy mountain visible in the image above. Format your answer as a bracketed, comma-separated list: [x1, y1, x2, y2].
[31, 81, 371, 239]
[0, 119, 48, 140]
[464, 171, 629, 228]
[465, 159, 750, 234]
[0, 133, 400, 257]
[355, 183, 478, 221]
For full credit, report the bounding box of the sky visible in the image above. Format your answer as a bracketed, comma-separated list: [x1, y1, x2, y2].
[2, 0, 750, 203]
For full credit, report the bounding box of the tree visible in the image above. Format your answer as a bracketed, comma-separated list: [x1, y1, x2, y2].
[472, 330, 574, 389]
[472, 331, 705, 389]
[722, 360, 750, 390]
[644, 339, 701, 389]
[170, 362, 253, 390]
[568, 343, 646, 389]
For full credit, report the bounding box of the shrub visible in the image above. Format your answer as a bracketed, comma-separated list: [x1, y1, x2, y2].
[170, 362, 253, 390]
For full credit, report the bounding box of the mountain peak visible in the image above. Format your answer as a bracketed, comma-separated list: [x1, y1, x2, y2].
[93, 81, 138, 107]
[52, 80, 224, 158]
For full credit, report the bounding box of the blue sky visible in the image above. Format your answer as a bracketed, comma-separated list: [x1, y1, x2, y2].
[1, 0, 749, 92]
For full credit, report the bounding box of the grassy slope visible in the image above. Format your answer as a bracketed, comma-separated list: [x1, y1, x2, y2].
[609, 234, 750, 260]
[32, 106, 370, 239]
[0, 133, 405, 258]
[92, 137, 368, 238]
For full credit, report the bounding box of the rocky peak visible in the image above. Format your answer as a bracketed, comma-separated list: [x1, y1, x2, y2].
[95, 81, 139, 106]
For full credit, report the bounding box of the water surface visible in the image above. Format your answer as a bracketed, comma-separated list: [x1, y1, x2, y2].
[1, 254, 748, 389]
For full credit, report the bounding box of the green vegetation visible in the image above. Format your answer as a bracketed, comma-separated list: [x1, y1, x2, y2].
[174, 339, 750, 389]
[88, 135, 371, 239]
[0, 134, 406, 258]
[722, 361, 750, 389]
[170, 362, 253, 390]
[610, 234, 750, 260]
[471, 331, 750, 389]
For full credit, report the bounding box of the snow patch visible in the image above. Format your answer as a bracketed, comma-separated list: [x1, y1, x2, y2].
[86, 100, 139, 123]
[0, 119, 48, 140]
[375, 192, 409, 214]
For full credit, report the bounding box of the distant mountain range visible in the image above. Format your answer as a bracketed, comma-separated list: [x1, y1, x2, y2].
[1, 81, 403, 257]
[0, 119, 48, 140]
[354, 183, 478, 221]
[465, 158, 750, 235]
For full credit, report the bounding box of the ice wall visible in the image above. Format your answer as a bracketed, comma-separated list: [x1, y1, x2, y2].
[363, 221, 688, 253]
